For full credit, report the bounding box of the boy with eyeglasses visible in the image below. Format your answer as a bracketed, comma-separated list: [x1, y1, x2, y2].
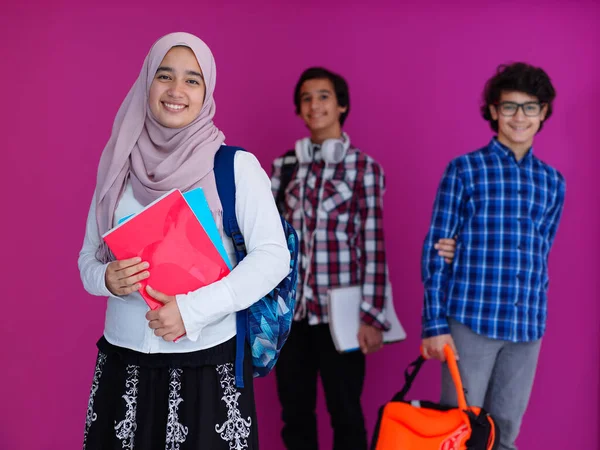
[420, 62, 565, 450]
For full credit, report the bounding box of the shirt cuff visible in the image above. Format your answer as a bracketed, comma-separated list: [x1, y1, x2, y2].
[99, 263, 126, 300]
[422, 318, 450, 338]
[176, 280, 235, 342]
[176, 293, 203, 342]
[360, 301, 391, 331]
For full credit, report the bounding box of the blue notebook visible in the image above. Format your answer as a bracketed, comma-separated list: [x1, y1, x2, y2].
[183, 188, 231, 269]
[118, 188, 232, 269]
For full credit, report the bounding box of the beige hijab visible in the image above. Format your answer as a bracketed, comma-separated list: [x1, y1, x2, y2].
[94, 32, 224, 262]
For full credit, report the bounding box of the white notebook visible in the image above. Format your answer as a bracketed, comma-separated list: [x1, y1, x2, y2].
[328, 285, 407, 353]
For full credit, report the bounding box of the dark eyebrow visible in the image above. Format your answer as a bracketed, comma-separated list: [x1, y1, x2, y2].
[301, 89, 332, 97]
[156, 66, 204, 79]
[186, 70, 204, 79]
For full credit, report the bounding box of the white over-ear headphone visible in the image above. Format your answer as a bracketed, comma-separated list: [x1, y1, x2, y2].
[294, 132, 351, 164]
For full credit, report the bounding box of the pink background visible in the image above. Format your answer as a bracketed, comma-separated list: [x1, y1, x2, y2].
[2, 1, 598, 448]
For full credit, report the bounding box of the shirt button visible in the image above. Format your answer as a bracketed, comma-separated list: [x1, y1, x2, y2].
[516, 274, 523, 280]
[518, 190, 522, 195]
[518, 245, 522, 250]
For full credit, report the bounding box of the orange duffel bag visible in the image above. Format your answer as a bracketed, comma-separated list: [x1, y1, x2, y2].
[371, 345, 499, 450]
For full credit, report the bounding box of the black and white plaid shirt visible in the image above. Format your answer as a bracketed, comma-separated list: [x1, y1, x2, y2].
[271, 144, 390, 330]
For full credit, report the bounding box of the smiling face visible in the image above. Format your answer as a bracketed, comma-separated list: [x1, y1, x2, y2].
[148, 46, 206, 128]
[297, 78, 347, 142]
[489, 90, 548, 157]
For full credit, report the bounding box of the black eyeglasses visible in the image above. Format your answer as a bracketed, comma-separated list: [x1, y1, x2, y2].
[495, 101, 544, 117]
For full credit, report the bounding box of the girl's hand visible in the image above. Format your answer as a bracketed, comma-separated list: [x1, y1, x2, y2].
[105, 257, 149, 296]
[145, 286, 185, 342]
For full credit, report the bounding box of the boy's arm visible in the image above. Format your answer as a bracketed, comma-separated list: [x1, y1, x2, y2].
[545, 173, 566, 249]
[357, 160, 391, 331]
[422, 161, 465, 338]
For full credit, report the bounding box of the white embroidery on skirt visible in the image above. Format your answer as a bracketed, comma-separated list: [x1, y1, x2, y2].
[165, 368, 189, 450]
[114, 364, 140, 449]
[83, 351, 107, 449]
[215, 363, 252, 450]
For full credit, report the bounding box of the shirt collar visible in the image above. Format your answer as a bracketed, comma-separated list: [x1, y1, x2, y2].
[311, 143, 323, 161]
[489, 137, 534, 162]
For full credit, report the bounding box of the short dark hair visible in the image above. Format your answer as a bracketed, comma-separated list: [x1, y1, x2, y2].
[293, 67, 350, 126]
[481, 62, 556, 132]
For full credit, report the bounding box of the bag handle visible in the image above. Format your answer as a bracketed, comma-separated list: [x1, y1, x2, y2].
[391, 344, 468, 410]
[442, 345, 468, 410]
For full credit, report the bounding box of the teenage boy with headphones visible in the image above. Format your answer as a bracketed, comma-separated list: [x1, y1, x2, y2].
[270, 67, 456, 450]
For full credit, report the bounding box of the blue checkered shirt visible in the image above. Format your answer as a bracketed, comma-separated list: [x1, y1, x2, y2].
[422, 138, 566, 342]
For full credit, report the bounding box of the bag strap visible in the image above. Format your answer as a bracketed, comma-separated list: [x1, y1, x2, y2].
[392, 345, 468, 410]
[274, 150, 298, 214]
[214, 145, 248, 260]
[392, 355, 426, 402]
[214, 144, 248, 389]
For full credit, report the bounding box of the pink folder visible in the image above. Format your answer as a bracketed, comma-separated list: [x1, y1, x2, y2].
[102, 189, 231, 310]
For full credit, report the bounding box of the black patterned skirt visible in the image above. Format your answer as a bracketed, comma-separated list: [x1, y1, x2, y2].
[82, 336, 258, 450]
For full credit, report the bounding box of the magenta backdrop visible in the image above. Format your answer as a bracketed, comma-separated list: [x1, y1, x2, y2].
[1, 1, 598, 449]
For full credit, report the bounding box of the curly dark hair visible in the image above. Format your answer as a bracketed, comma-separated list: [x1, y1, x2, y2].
[481, 62, 556, 132]
[293, 67, 350, 126]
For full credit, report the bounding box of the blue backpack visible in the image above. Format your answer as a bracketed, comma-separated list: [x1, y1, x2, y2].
[214, 145, 299, 388]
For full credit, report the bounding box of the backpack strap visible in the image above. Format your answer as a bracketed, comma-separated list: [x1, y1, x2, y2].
[214, 144, 248, 388]
[275, 150, 298, 214]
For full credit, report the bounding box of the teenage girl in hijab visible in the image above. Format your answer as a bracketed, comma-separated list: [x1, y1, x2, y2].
[78, 32, 289, 450]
